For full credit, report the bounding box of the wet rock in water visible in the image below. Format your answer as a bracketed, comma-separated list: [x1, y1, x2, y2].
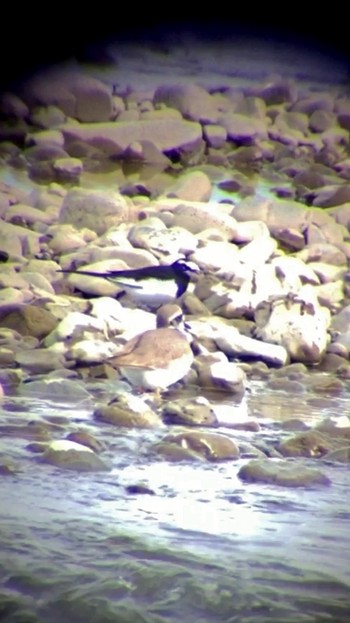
[315, 415, 350, 434]
[160, 430, 240, 461]
[196, 358, 247, 395]
[17, 378, 91, 402]
[272, 362, 309, 380]
[0, 368, 23, 389]
[15, 348, 66, 374]
[319, 352, 348, 375]
[161, 396, 218, 427]
[125, 484, 156, 495]
[0, 421, 55, 442]
[280, 419, 310, 432]
[40, 439, 110, 472]
[66, 431, 107, 453]
[238, 459, 331, 487]
[59, 188, 132, 235]
[324, 447, 350, 463]
[0, 305, 58, 339]
[277, 430, 336, 458]
[307, 373, 344, 394]
[0, 458, 20, 475]
[267, 378, 305, 393]
[152, 441, 206, 462]
[94, 393, 162, 428]
[26, 441, 50, 453]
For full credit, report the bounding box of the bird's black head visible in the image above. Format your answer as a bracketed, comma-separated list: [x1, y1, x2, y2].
[171, 259, 200, 276]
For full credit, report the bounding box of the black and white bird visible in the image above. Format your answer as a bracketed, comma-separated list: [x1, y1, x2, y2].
[58, 258, 199, 307]
[108, 303, 193, 391]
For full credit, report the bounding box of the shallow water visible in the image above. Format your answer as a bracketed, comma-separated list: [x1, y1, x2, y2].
[1, 381, 350, 623]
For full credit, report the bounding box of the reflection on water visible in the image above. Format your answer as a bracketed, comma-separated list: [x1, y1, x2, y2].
[1, 383, 350, 622]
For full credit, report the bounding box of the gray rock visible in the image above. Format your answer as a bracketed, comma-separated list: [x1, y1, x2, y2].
[324, 447, 350, 463]
[238, 459, 330, 487]
[61, 118, 202, 156]
[59, 188, 132, 235]
[23, 71, 113, 122]
[203, 124, 227, 148]
[161, 430, 240, 461]
[277, 430, 333, 458]
[17, 378, 91, 402]
[162, 396, 218, 426]
[164, 170, 212, 202]
[196, 358, 247, 394]
[41, 440, 110, 471]
[128, 218, 198, 256]
[94, 394, 161, 428]
[219, 112, 267, 142]
[0, 305, 58, 339]
[154, 83, 219, 123]
[158, 199, 238, 239]
[0, 221, 41, 257]
[53, 157, 83, 182]
[15, 348, 66, 373]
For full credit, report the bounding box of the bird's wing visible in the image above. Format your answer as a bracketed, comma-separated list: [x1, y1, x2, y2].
[109, 329, 189, 369]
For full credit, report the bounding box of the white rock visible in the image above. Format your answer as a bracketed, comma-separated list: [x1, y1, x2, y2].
[254, 285, 331, 363]
[157, 199, 238, 239]
[234, 220, 270, 242]
[270, 255, 320, 285]
[48, 439, 93, 453]
[67, 339, 121, 363]
[190, 241, 239, 271]
[237, 235, 277, 267]
[128, 220, 198, 255]
[44, 312, 108, 347]
[88, 297, 126, 334]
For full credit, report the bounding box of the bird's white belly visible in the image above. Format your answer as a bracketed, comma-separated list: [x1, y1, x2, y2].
[120, 352, 193, 391]
[119, 280, 178, 308]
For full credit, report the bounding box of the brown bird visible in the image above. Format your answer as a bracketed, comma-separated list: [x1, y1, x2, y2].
[108, 304, 193, 391]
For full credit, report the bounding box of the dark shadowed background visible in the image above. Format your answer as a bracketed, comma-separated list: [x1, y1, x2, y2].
[2, 9, 350, 89]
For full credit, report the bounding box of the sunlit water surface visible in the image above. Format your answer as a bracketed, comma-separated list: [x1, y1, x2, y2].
[1, 381, 350, 623]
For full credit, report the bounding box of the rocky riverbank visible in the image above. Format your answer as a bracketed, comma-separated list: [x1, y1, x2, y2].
[1, 63, 350, 487]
